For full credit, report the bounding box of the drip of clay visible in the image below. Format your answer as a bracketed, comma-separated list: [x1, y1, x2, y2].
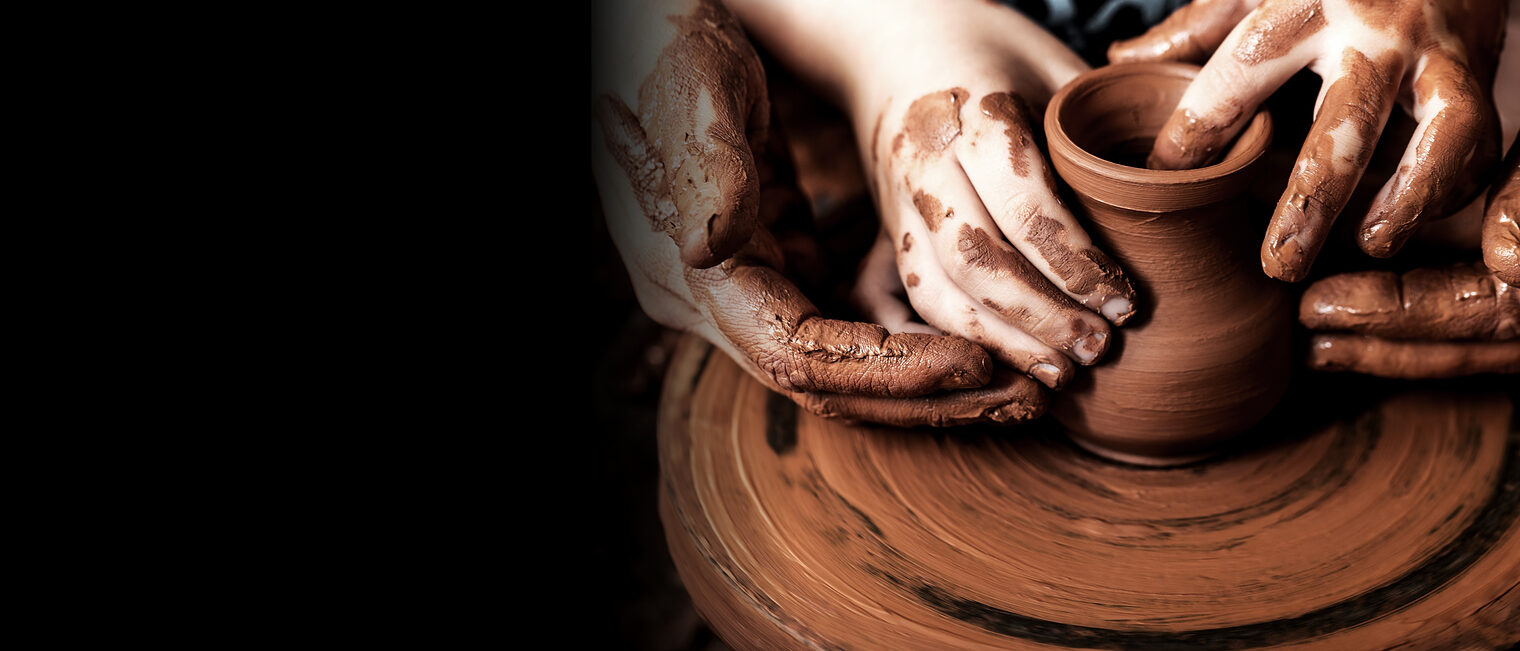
[1044, 63, 1292, 465]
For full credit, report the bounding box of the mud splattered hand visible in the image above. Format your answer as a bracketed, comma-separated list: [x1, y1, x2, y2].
[823, 3, 1138, 392]
[1111, 0, 1507, 282]
[590, 0, 1046, 426]
[1299, 263, 1520, 377]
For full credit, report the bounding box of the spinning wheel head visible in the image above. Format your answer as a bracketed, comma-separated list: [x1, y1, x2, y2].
[661, 337, 1520, 649]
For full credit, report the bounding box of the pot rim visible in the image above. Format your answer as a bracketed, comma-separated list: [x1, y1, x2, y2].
[1044, 62, 1273, 214]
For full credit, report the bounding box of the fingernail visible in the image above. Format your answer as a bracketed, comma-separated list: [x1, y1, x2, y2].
[1101, 297, 1135, 325]
[1265, 232, 1306, 282]
[1360, 220, 1411, 258]
[1030, 363, 1064, 389]
[1072, 332, 1108, 364]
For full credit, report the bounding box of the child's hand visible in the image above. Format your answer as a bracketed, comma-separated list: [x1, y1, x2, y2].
[836, 1, 1140, 390]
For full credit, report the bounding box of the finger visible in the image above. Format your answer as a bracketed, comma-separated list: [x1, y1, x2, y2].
[1107, 0, 1257, 65]
[895, 225, 1076, 389]
[595, 95, 679, 233]
[687, 245, 993, 397]
[851, 231, 941, 335]
[1299, 264, 1520, 340]
[641, 2, 768, 268]
[1148, 1, 1323, 169]
[960, 91, 1137, 324]
[1484, 139, 1520, 285]
[891, 110, 1112, 365]
[791, 370, 1047, 427]
[1261, 49, 1405, 282]
[1359, 56, 1502, 257]
[1308, 334, 1520, 379]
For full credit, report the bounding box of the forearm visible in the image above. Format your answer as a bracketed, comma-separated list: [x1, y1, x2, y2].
[723, 0, 1085, 118]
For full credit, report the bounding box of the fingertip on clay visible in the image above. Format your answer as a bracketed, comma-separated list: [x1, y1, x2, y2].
[1072, 331, 1109, 365]
[1101, 296, 1136, 325]
[1029, 363, 1066, 390]
[1261, 235, 1309, 283]
[995, 376, 1049, 423]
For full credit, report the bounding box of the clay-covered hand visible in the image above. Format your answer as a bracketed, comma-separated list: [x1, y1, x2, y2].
[1110, 0, 1507, 282]
[590, 0, 1046, 426]
[1484, 140, 1520, 285]
[725, 0, 1138, 391]
[1299, 263, 1520, 377]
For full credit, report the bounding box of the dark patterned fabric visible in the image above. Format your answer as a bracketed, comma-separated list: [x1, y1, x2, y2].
[997, 0, 1191, 66]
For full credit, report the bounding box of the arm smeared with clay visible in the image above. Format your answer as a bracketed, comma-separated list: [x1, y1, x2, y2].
[590, 0, 1046, 426]
[726, 0, 1139, 392]
[1299, 263, 1520, 378]
[1111, 0, 1507, 282]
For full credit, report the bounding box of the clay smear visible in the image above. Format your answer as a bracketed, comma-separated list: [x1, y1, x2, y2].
[1262, 48, 1401, 282]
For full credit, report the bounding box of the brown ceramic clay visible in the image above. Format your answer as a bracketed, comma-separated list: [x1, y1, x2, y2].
[1043, 63, 1292, 465]
[660, 336, 1520, 649]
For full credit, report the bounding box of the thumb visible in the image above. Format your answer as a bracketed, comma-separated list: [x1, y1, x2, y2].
[1108, 0, 1256, 64]
[641, 0, 768, 268]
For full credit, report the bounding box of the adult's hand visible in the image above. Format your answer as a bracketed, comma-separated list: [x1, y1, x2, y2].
[590, 0, 1046, 426]
[1111, 0, 1507, 282]
[1299, 263, 1519, 377]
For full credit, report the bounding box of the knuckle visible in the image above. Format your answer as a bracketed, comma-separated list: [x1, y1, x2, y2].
[793, 392, 840, 419]
[998, 194, 1043, 238]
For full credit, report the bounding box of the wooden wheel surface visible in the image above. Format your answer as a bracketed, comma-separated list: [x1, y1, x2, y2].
[658, 336, 1520, 650]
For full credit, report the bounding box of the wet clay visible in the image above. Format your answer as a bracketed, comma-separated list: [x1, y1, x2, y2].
[1045, 63, 1291, 462]
[1308, 334, 1520, 378]
[978, 92, 1036, 177]
[1133, 0, 1506, 273]
[1232, 0, 1326, 66]
[900, 88, 969, 158]
[690, 263, 992, 398]
[1484, 138, 1520, 285]
[1300, 263, 1520, 340]
[661, 334, 1520, 649]
[791, 369, 1047, 427]
[911, 190, 952, 232]
[957, 223, 1107, 362]
[599, 0, 767, 268]
[1262, 48, 1401, 281]
[1360, 57, 1496, 257]
[1024, 213, 1133, 303]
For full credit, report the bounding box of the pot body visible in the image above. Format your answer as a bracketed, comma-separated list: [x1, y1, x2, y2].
[1045, 63, 1291, 464]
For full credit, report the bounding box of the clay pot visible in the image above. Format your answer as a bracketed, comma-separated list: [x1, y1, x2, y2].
[1044, 62, 1292, 465]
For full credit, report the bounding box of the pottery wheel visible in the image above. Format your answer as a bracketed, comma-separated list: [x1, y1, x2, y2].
[658, 336, 1520, 649]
